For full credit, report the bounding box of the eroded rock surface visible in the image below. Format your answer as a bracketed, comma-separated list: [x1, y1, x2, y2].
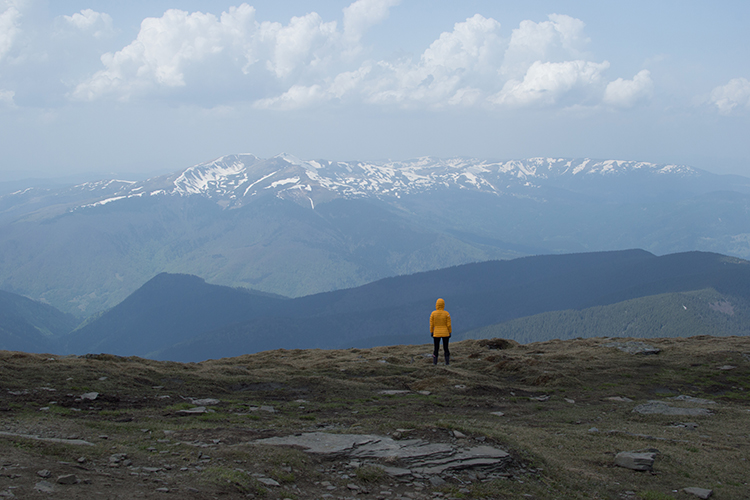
[255, 432, 511, 476]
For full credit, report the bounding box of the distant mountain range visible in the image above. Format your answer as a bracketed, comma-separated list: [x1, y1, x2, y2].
[1, 154, 750, 316]
[3, 249, 748, 361]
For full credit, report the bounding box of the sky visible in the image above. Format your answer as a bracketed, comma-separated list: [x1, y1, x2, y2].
[1, 0, 749, 180]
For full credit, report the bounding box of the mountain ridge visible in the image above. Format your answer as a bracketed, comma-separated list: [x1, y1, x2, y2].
[60, 249, 750, 362]
[2, 154, 750, 316]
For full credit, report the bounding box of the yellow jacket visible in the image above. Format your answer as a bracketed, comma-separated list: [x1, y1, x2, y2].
[430, 298, 452, 338]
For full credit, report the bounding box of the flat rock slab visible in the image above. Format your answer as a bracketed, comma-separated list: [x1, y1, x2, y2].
[632, 401, 712, 416]
[0, 431, 94, 446]
[254, 432, 510, 475]
[615, 451, 656, 471]
[191, 398, 220, 406]
[670, 395, 716, 405]
[177, 406, 209, 415]
[605, 341, 660, 355]
[683, 487, 713, 499]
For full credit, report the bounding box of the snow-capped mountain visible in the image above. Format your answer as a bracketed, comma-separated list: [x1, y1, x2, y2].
[1, 153, 749, 317]
[55, 153, 721, 212]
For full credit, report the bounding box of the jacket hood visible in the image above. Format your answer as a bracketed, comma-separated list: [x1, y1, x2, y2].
[435, 298, 445, 310]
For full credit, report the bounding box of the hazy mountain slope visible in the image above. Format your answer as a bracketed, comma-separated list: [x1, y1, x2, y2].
[148, 250, 750, 361]
[2, 154, 749, 316]
[63, 273, 289, 357]
[457, 288, 750, 344]
[0, 290, 79, 353]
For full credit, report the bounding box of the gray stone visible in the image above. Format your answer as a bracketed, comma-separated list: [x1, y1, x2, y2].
[632, 401, 712, 416]
[56, 474, 78, 485]
[254, 432, 510, 475]
[256, 477, 280, 487]
[683, 487, 713, 499]
[36, 470, 51, 478]
[191, 398, 220, 406]
[34, 481, 55, 493]
[605, 341, 660, 355]
[80, 392, 99, 400]
[670, 395, 716, 405]
[379, 390, 410, 395]
[177, 406, 208, 415]
[429, 476, 446, 487]
[0, 431, 94, 446]
[614, 451, 656, 471]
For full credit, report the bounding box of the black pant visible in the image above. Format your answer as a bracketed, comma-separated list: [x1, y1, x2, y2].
[433, 337, 450, 357]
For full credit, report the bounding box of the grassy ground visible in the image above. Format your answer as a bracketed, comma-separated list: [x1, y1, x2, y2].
[1, 335, 749, 499]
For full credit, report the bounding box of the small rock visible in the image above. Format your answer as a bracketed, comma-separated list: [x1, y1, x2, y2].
[177, 406, 208, 415]
[633, 401, 712, 416]
[347, 483, 360, 490]
[670, 395, 716, 405]
[491, 411, 505, 417]
[683, 487, 713, 499]
[718, 365, 736, 371]
[256, 477, 280, 487]
[429, 477, 446, 487]
[155, 487, 170, 493]
[35, 481, 55, 493]
[614, 451, 656, 471]
[452, 430, 467, 439]
[604, 396, 633, 403]
[56, 474, 78, 485]
[564, 398, 575, 404]
[37, 470, 51, 478]
[191, 398, 220, 406]
[80, 392, 99, 401]
[588, 427, 599, 433]
[605, 341, 660, 355]
[77, 456, 87, 464]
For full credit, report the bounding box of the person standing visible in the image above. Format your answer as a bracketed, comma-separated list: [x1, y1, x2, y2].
[430, 298, 452, 365]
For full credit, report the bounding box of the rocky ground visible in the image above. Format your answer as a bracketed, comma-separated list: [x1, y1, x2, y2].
[1, 336, 749, 499]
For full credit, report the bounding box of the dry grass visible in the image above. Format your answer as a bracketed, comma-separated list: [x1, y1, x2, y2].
[1, 335, 749, 499]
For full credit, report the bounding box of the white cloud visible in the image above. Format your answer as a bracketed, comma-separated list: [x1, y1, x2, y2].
[709, 77, 750, 115]
[61, 9, 114, 39]
[65, 5, 644, 114]
[501, 14, 589, 78]
[603, 69, 653, 108]
[260, 12, 338, 79]
[343, 0, 400, 45]
[254, 84, 326, 110]
[71, 5, 259, 100]
[491, 60, 609, 107]
[357, 14, 504, 107]
[0, 0, 22, 61]
[0, 88, 14, 106]
[70, 3, 348, 101]
[254, 65, 372, 109]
